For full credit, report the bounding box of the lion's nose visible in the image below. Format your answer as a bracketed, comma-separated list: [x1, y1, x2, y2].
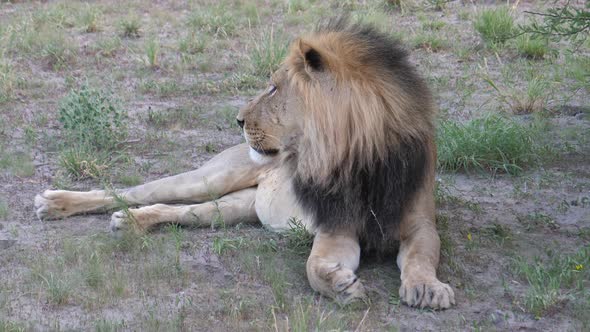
[236, 118, 245, 129]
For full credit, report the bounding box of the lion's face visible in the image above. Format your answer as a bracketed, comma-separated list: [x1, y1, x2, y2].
[237, 66, 303, 157]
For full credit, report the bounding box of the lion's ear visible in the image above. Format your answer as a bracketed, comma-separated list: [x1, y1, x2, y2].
[298, 39, 324, 72]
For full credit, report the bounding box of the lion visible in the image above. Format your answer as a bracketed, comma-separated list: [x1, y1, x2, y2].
[34, 19, 455, 309]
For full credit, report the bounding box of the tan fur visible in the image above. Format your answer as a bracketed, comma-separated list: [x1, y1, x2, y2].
[35, 23, 454, 309]
[285, 34, 433, 185]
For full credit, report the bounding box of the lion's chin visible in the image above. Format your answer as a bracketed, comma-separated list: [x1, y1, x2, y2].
[248, 146, 278, 165]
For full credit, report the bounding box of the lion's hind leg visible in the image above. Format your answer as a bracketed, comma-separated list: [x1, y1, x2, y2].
[35, 144, 266, 221]
[109, 187, 258, 234]
[306, 231, 367, 305]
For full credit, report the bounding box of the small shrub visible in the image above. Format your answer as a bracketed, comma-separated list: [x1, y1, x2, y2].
[475, 7, 515, 45]
[57, 86, 126, 179]
[58, 86, 127, 151]
[119, 15, 141, 38]
[250, 29, 288, 77]
[515, 34, 549, 59]
[79, 5, 102, 33]
[437, 114, 549, 174]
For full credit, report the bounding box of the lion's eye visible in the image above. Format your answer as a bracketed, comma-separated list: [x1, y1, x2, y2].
[268, 85, 277, 96]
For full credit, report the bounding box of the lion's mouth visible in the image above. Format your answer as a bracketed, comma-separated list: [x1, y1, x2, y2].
[251, 146, 279, 156]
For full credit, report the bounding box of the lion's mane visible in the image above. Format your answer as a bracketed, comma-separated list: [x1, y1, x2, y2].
[285, 19, 436, 250]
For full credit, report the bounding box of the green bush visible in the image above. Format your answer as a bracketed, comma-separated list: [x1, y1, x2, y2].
[57, 86, 127, 179]
[58, 86, 127, 151]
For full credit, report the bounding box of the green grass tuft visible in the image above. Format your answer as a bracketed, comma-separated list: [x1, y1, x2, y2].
[250, 29, 288, 77]
[515, 34, 549, 59]
[79, 5, 102, 33]
[437, 114, 549, 174]
[58, 147, 109, 180]
[144, 38, 160, 68]
[283, 217, 314, 256]
[475, 7, 515, 45]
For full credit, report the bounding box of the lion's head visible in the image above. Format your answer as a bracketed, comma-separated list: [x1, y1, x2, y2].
[237, 18, 435, 187]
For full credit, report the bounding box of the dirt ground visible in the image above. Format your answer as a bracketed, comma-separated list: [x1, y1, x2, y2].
[0, 0, 589, 331]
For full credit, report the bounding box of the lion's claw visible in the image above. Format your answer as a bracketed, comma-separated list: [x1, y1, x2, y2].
[399, 279, 455, 309]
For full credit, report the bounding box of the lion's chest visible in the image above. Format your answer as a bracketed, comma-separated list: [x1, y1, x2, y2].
[255, 167, 314, 233]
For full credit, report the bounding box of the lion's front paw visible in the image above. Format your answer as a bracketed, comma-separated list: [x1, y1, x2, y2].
[307, 260, 368, 305]
[35, 190, 71, 220]
[399, 278, 455, 310]
[110, 210, 146, 235]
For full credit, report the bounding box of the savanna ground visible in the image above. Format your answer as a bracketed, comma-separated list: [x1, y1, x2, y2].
[0, 0, 589, 330]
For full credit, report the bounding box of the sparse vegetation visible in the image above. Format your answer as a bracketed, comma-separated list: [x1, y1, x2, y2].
[512, 246, 590, 317]
[413, 31, 448, 51]
[187, 4, 238, 37]
[0, 57, 16, 103]
[0, 149, 35, 177]
[93, 36, 121, 58]
[425, 0, 451, 11]
[0, 199, 7, 220]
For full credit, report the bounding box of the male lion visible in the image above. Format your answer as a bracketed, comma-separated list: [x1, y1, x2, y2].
[35, 19, 455, 309]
